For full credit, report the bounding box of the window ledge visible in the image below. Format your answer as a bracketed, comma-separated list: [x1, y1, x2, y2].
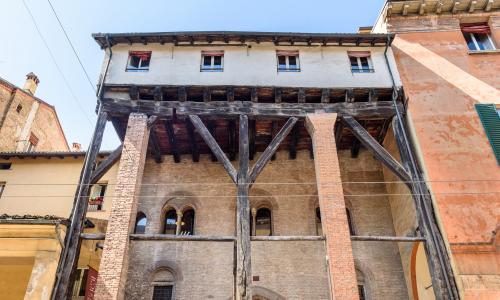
[468, 49, 500, 55]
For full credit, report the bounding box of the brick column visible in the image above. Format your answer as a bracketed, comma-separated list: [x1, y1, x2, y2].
[306, 113, 359, 300]
[95, 113, 150, 300]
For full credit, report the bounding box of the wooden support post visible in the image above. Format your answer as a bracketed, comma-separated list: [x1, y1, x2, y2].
[149, 128, 163, 164]
[189, 115, 237, 183]
[392, 118, 460, 300]
[165, 120, 181, 163]
[51, 110, 108, 300]
[111, 117, 126, 142]
[289, 123, 299, 159]
[342, 116, 411, 183]
[436, 1, 443, 14]
[351, 139, 361, 158]
[270, 121, 278, 161]
[236, 114, 252, 300]
[185, 119, 200, 162]
[153, 86, 163, 101]
[249, 120, 256, 160]
[485, 0, 493, 11]
[90, 144, 123, 184]
[345, 89, 355, 103]
[334, 120, 344, 147]
[207, 121, 218, 162]
[228, 120, 237, 161]
[227, 87, 235, 102]
[369, 89, 379, 102]
[203, 87, 211, 102]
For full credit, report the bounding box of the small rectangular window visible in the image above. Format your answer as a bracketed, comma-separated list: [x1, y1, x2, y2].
[0, 163, 11, 170]
[348, 51, 374, 73]
[276, 50, 300, 72]
[0, 182, 5, 199]
[153, 286, 173, 300]
[126, 51, 151, 71]
[461, 23, 496, 51]
[201, 51, 224, 72]
[89, 183, 107, 211]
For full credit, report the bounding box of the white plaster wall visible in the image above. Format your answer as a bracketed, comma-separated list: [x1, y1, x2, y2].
[104, 42, 402, 88]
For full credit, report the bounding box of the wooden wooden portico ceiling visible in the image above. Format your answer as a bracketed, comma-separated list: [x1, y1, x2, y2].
[103, 84, 402, 162]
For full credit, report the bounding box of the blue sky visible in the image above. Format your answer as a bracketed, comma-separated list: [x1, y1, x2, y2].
[0, 0, 385, 150]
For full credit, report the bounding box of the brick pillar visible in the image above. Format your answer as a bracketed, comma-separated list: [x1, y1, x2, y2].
[306, 113, 359, 300]
[95, 113, 150, 300]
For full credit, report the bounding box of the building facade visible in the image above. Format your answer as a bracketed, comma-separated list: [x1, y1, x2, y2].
[0, 152, 117, 300]
[374, 1, 500, 299]
[0, 73, 69, 152]
[45, 31, 461, 300]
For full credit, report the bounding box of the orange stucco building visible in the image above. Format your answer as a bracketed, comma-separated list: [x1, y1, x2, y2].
[375, 1, 500, 298]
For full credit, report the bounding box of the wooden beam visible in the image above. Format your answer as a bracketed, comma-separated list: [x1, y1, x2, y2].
[270, 121, 278, 160]
[249, 117, 298, 182]
[178, 86, 187, 102]
[165, 120, 180, 163]
[403, 4, 409, 15]
[249, 120, 256, 160]
[227, 87, 235, 102]
[335, 119, 344, 147]
[203, 87, 211, 102]
[321, 88, 330, 103]
[469, 0, 477, 12]
[236, 114, 252, 300]
[207, 121, 218, 162]
[436, 1, 443, 13]
[345, 89, 355, 103]
[228, 120, 237, 161]
[80, 233, 105, 240]
[129, 85, 139, 100]
[369, 89, 379, 102]
[147, 115, 159, 129]
[351, 138, 361, 158]
[90, 144, 123, 184]
[452, 1, 460, 13]
[189, 115, 237, 183]
[149, 128, 163, 163]
[111, 117, 126, 141]
[185, 119, 200, 162]
[250, 87, 258, 103]
[251, 236, 324, 241]
[129, 234, 235, 241]
[342, 116, 411, 184]
[289, 123, 299, 159]
[153, 86, 163, 101]
[101, 98, 402, 120]
[298, 88, 306, 103]
[274, 88, 282, 103]
[52, 110, 108, 299]
[485, 0, 493, 11]
[351, 236, 426, 242]
[419, 3, 426, 15]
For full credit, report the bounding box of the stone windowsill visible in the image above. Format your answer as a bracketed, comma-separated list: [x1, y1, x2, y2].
[468, 49, 500, 55]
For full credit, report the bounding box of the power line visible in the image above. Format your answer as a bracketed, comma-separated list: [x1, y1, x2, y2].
[46, 0, 97, 94]
[21, 0, 93, 126]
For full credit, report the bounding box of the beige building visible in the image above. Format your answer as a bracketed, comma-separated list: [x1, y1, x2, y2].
[0, 73, 69, 152]
[0, 152, 117, 300]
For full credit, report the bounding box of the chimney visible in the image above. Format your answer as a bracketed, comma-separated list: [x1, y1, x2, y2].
[23, 72, 40, 95]
[358, 26, 373, 34]
[72, 142, 82, 152]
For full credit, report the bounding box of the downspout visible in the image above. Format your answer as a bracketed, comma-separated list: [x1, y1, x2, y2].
[383, 36, 459, 299]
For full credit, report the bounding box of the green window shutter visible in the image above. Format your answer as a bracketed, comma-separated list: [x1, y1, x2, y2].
[475, 104, 500, 165]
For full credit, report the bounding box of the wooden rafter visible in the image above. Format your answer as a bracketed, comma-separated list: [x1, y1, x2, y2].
[185, 119, 200, 162]
[165, 120, 180, 163]
[90, 144, 123, 184]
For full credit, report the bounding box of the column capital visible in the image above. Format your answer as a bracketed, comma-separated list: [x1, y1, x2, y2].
[305, 113, 338, 137]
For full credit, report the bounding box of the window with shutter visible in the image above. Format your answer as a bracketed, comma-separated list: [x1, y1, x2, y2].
[475, 104, 500, 165]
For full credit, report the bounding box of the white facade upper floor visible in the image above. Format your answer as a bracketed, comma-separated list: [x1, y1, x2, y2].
[95, 32, 402, 90]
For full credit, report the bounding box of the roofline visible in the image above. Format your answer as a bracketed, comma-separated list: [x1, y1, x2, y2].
[92, 31, 394, 48]
[0, 151, 113, 160]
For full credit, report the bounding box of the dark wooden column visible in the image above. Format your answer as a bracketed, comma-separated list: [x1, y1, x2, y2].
[236, 115, 252, 300]
[392, 118, 460, 300]
[51, 110, 108, 300]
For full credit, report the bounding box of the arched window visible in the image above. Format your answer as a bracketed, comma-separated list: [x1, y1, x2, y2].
[179, 209, 195, 235]
[255, 208, 272, 236]
[134, 212, 147, 234]
[164, 209, 177, 234]
[152, 268, 174, 300]
[346, 208, 356, 235]
[315, 207, 322, 236]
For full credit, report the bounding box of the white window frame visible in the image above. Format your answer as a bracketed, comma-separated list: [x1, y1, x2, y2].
[277, 54, 300, 72]
[200, 54, 224, 72]
[349, 56, 374, 73]
[126, 52, 151, 72]
[466, 32, 496, 51]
